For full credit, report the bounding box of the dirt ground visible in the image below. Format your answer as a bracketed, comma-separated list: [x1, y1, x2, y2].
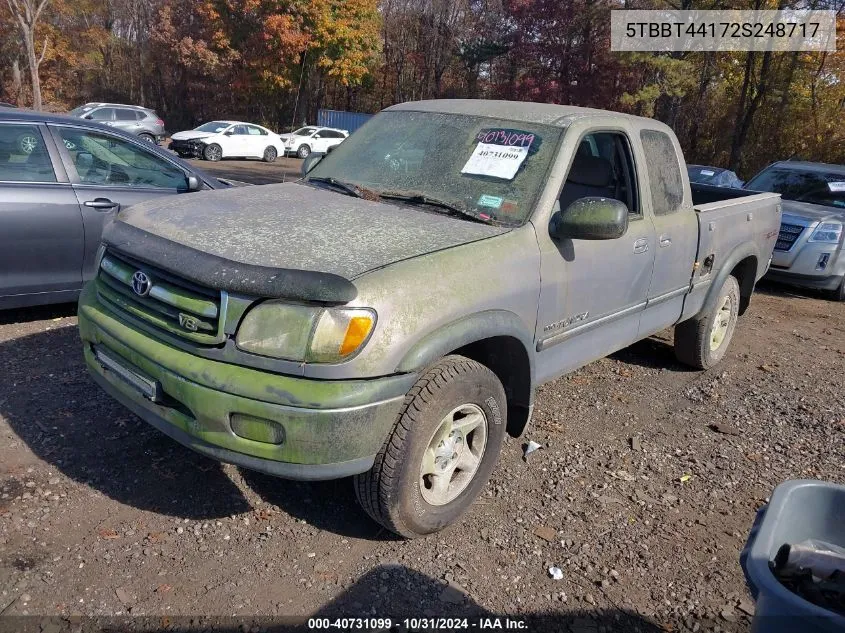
[187, 156, 303, 185]
[0, 159, 843, 631]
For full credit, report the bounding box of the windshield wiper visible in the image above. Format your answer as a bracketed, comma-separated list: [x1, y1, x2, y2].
[378, 192, 489, 224]
[307, 177, 363, 198]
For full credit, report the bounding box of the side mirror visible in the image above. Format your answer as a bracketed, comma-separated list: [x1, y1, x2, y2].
[186, 175, 201, 191]
[224, 130, 234, 136]
[301, 153, 323, 175]
[84, 114, 94, 120]
[549, 197, 629, 240]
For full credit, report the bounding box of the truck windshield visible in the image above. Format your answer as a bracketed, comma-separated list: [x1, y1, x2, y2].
[305, 110, 563, 226]
[746, 167, 845, 209]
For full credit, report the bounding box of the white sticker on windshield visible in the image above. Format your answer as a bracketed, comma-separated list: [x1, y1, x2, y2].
[461, 143, 529, 180]
[828, 181, 845, 192]
[700, 169, 715, 176]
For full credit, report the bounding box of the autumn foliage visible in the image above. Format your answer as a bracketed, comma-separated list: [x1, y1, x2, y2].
[1, 0, 843, 177]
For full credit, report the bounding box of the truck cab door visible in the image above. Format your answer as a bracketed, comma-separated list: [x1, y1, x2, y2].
[533, 129, 656, 383]
[636, 129, 698, 338]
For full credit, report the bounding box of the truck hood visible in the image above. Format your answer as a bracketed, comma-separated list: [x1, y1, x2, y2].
[170, 130, 217, 141]
[105, 182, 509, 302]
[781, 200, 845, 224]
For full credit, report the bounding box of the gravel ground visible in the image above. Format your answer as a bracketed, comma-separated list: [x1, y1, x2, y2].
[1, 276, 843, 630]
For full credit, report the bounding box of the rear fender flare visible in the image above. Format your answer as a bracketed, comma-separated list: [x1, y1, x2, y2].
[699, 243, 760, 319]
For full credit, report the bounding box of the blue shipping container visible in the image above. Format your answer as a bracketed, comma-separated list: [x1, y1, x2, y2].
[317, 109, 374, 134]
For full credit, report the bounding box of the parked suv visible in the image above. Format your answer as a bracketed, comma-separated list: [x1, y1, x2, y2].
[279, 126, 348, 158]
[69, 103, 165, 145]
[747, 161, 845, 301]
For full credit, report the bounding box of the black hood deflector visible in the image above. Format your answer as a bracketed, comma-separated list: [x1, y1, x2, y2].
[102, 221, 358, 304]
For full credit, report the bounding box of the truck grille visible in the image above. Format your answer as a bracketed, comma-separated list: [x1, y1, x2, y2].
[775, 223, 804, 252]
[96, 250, 225, 345]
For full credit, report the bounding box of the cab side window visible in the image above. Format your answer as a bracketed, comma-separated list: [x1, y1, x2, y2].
[56, 127, 188, 190]
[246, 125, 266, 136]
[640, 130, 684, 215]
[0, 124, 57, 183]
[559, 131, 639, 215]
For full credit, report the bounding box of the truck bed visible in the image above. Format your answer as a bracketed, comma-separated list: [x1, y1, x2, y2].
[681, 184, 781, 321]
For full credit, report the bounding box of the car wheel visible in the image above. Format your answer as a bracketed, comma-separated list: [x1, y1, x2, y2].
[203, 143, 223, 162]
[18, 133, 39, 154]
[829, 276, 845, 302]
[263, 146, 278, 163]
[354, 355, 506, 538]
[138, 133, 156, 144]
[296, 144, 311, 159]
[674, 275, 740, 370]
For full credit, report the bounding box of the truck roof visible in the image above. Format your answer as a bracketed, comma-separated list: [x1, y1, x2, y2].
[386, 99, 667, 129]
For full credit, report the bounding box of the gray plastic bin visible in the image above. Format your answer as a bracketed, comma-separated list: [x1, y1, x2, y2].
[740, 479, 845, 633]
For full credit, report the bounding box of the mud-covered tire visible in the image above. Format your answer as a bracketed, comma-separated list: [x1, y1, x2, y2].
[354, 355, 507, 538]
[203, 143, 222, 161]
[296, 144, 310, 159]
[262, 146, 278, 163]
[674, 275, 740, 370]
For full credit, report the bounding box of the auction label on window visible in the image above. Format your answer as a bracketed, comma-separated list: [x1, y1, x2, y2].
[461, 144, 528, 180]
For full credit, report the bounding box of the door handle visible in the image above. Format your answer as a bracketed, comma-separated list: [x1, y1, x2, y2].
[84, 198, 119, 211]
[633, 238, 649, 254]
[659, 234, 672, 247]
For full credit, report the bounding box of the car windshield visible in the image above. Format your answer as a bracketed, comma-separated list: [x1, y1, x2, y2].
[195, 122, 231, 133]
[293, 127, 316, 136]
[305, 110, 563, 226]
[746, 166, 845, 208]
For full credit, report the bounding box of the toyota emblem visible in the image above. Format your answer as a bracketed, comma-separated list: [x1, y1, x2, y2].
[131, 271, 152, 297]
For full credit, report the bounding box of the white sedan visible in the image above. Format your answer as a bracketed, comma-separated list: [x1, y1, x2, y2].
[169, 121, 286, 162]
[279, 126, 349, 159]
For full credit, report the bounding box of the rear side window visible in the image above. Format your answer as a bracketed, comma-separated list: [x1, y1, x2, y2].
[640, 130, 684, 215]
[115, 109, 137, 121]
[0, 124, 57, 182]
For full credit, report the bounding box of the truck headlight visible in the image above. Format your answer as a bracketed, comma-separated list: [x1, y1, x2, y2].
[808, 222, 843, 244]
[236, 302, 376, 363]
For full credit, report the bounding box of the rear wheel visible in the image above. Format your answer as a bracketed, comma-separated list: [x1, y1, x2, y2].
[203, 143, 222, 161]
[262, 146, 278, 163]
[296, 144, 311, 159]
[674, 275, 740, 370]
[354, 355, 506, 538]
[138, 133, 156, 144]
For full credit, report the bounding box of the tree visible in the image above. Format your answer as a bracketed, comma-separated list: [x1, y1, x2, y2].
[5, 0, 49, 110]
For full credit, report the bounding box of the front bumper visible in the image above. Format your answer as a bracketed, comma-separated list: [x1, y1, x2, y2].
[766, 241, 844, 291]
[78, 283, 412, 480]
[168, 139, 204, 157]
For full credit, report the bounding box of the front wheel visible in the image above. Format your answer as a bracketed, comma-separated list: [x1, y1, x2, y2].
[203, 143, 222, 161]
[354, 355, 507, 538]
[674, 275, 740, 369]
[296, 144, 310, 159]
